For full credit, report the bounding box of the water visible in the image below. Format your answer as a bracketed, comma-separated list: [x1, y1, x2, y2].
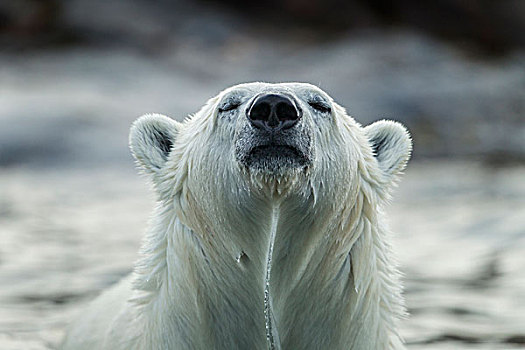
[0, 161, 524, 349]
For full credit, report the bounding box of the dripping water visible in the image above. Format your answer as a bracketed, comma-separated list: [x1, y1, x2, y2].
[264, 206, 281, 350]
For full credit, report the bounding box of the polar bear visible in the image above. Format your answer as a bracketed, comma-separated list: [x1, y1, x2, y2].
[61, 82, 411, 350]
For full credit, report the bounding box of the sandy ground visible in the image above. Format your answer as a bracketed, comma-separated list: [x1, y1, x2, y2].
[0, 161, 524, 349]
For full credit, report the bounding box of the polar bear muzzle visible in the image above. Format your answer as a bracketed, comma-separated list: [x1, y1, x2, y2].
[235, 92, 312, 175]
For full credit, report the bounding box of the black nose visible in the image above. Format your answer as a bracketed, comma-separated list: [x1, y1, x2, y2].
[247, 94, 301, 131]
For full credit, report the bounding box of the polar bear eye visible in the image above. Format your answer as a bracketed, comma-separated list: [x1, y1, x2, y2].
[308, 100, 331, 114]
[218, 100, 242, 113]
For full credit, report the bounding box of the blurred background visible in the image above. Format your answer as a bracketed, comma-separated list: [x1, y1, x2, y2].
[0, 1, 524, 349]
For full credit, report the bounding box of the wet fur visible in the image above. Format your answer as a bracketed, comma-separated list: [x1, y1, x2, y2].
[61, 82, 412, 350]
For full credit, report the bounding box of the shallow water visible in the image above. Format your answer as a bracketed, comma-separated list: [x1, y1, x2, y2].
[0, 161, 524, 349]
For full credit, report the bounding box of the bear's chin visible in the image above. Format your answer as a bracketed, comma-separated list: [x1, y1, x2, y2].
[241, 145, 310, 176]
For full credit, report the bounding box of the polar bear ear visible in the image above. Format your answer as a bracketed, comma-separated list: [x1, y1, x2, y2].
[364, 120, 412, 180]
[129, 114, 180, 174]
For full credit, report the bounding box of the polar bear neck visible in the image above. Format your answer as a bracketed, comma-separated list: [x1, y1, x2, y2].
[130, 172, 404, 349]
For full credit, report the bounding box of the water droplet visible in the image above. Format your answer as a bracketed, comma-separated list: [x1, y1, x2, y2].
[236, 251, 248, 263]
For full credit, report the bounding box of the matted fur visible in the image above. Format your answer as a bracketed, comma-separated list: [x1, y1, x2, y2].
[61, 82, 412, 350]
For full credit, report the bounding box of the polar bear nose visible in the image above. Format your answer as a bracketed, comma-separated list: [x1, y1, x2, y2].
[247, 94, 301, 131]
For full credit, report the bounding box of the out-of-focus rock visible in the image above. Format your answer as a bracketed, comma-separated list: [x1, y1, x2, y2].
[0, 0, 75, 49]
[2, 0, 525, 53]
[365, 0, 525, 54]
[213, 0, 525, 53]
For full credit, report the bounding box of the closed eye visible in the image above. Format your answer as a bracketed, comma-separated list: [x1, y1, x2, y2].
[308, 100, 331, 113]
[219, 101, 241, 113]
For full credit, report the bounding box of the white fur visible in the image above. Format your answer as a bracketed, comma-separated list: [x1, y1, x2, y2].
[61, 82, 412, 350]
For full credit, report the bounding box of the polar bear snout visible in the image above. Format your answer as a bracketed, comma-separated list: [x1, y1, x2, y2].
[235, 109, 312, 176]
[247, 93, 302, 132]
[232, 91, 313, 175]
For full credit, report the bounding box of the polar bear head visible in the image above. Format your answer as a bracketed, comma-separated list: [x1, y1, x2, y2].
[129, 82, 411, 225]
[127, 82, 411, 349]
